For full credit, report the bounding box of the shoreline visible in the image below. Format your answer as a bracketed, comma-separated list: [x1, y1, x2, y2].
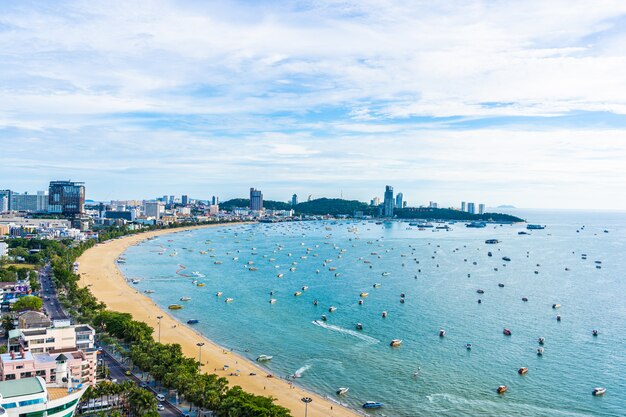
[77, 223, 362, 417]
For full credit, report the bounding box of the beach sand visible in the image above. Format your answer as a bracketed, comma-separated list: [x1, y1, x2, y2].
[78, 224, 362, 417]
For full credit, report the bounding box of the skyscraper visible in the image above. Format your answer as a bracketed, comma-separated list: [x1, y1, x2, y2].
[144, 201, 163, 219]
[0, 190, 11, 211]
[395, 193, 403, 210]
[371, 197, 380, 206]
[479, 203, 485, 215]
[291, 194, 298, 206]
[48, 181, 85, 216]
[383, 185, 394, 217]
[461, 201, 466, 212]
[211, 195, 219, 205]
[250, 188, 263, 211]
[182, 195, 189, 206]
[11, 191, 48, 212]
[467, 202, 476, 214]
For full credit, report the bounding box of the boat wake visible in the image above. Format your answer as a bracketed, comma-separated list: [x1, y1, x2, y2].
[292, 364, 311, 378]
[312, 320, 379, 344]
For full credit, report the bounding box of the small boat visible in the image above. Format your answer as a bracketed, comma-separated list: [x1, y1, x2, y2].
[358, 299, 364, 305]
[294, 291, 302, 296]
[256, 355, 273, 362]
[269, 299, 277, 304]
[356, 323, 363, 330]
[187, 319, 199, 325]
[215, 292, 223, 297]
[382, 311, 388, 318]
[321, 314, 327, 321]
[503, 328, 512, 336]
[522, 297, 528, 302]
[131, 279, 141, 285]
[336, 387, 349, 396]
[552, 303, 561, 309]
[487, 251, 493, 257]
[390, 339, 402, 347]
[360, 292, 369, 297]
[477, 289, 485, 294]
[197, 283, 205, 287]
[313, 300, 318, 306]
[180, 296, 191, 301]
[329, 267, 337, 271]
[518, 367, 528, 375]
[373, 283, 381, 288]
[144, 290, 155, 294]
[498, 283, 504, 288]
[381, 272, 390, 276]
[556, 314, 561, 321]
[502, 256, 511, 262]
[497, 385, 508, 394]
[466, 343, 472, 350]
[538, 337, 545, 345]
[249, 267, 258, 271]
[168, 304, 183, 310]
[362, 401, 383, 409]
[225, 298, 234, 303]
[439, 329, 446, 337]
[592, 387, 606, 396]
[485, 239, 500, 244]
[277, 273, 284, 278]
[214, 261, 222, 265]
[537, 347, 544, 356]
[400, 298, 405, 304]
[592, 330, 598, 336]
[301, 286, 308, 291]
[328, 306, 337, 312]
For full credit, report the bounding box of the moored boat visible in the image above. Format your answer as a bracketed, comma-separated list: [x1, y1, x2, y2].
[439, 329, 446, 337]
[360, 292, 369, 297]
[225, 298, 234, 303]
[215, 291, 223, 297]
[256, 355, 273, 361]
[336, 387, 349, 395]
[503, 328, 512, 336]
[356, 323, 363, 330]
[328, 306, 337, 312]
[497, 385, 508, 394]
[180, 296, 191, 301]
[390, 339, 402, 347]
[592, 387, 606, 396]
[362, 401, 383, 409]
[537, 347, 544, 355]
[168, 304, 183, 310]
[187, 319, 199, 324]
[518, 367, 528, 375]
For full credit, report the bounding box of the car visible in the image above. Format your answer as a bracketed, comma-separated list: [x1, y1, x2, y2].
[140, 382, 148, 388]
[157, 404, 165, 411]
[110, 378, 118, 383]
[156, 394, 165, 402]
[125, 370, 131, 376]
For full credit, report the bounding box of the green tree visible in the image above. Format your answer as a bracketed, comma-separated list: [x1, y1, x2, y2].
[1, 315, 15, 334]
[12, 296, 43, 311]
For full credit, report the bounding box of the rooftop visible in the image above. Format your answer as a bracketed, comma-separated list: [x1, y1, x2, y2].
[0, 351, 33, 363]
[0, 377, 44, 399]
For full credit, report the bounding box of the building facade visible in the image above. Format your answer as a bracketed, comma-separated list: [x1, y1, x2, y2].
[395, 193, 403, 210]
[10, 192, 48, 213]
[181, 195, 189, 206]
[0, 191, 12, 212]
[291, 194, 298, 206]
[479, 203, 485, 215]
[250, 188, 263, 211]
[383, 186, 394, 217]
[467, 202, 476, 214]
[144, 202, 163, 219]
[48, 181, 85, 217]
[0, 376, 87, 417]
[461, 201, 466, 212]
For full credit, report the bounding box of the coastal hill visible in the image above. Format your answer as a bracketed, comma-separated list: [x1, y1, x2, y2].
[220, 198, 523, 222]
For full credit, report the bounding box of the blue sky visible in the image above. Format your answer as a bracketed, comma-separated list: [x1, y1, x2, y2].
[2, 1, 626, 208]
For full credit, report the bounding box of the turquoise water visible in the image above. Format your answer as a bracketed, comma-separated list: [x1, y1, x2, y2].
[120, 210, 626, 416]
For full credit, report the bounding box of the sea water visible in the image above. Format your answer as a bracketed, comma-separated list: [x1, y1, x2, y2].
[120, 210, 626, 416]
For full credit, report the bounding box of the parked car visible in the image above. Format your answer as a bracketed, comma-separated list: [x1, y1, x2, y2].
[156, 394, 165, 402]
[157, 404, 165, 411]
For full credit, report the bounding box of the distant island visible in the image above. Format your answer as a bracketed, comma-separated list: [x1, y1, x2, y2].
[220, 198, 524, 222]
[497, 204, 517, 209]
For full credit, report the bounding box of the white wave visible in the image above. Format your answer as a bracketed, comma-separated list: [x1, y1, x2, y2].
[293, 364, 311, 378]
[312, 320, 379, 344]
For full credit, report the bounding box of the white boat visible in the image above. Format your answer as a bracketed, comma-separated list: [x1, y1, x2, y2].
[225, 298, 234, 303]
[180, 296, 191, 301]
[592, 387, 606, 396]
[328, 306, 337, 312]
[336, 387, 349, 395]
[215, 292, 223, 297]
[269, 299, 277, 304]
[256, 355, 273, 361]
[390, 339, 402, 347]
[131, 279, 140, 284]
[537, 347, 544, 356]
[144, 290, 155, 294]
[382, 272, 390, 276]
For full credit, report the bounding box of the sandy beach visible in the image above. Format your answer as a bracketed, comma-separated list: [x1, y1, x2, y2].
[77, 224, 362, 417]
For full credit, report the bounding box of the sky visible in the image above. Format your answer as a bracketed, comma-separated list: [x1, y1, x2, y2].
[2, 1, 626, 209]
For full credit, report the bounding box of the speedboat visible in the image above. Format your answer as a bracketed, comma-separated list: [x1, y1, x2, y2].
[592, 387, 606, 396]
[498, 283, 504, 288]
[313, 300, 318, 306]
[373, 283, 381, 288]
[477, 289, 485, 294]
[328, 306, 337, 312]
[390, 339, 402, 347]
[277, 273, 284, 278]
[382, 311, 388, 318]
[197, 283, 205, 287]
[556, 314, 561, 321]
[256, 355, 273, 362]
[358, 299, 364, 305]
[592, 330, 598, 336]
[497, 385, 508, 394]
[225, 298, 234, 303]
[294, 291, 302, 296]
[362, 401, 383, 409]
[168, 304, 183, 310]
[537, 347, 544, 356]
[187, 319, 199, 325]
[180, 296, 191, 301]
[522, 297, 528, 302]
[518, 367, 528, 375]
[502, 256, 511, 262]
[360, 292, 369, 297]
[336, 387, 349, 395]
[466, 343, 472, 350]
[269, 299, 277, 304]
[381, 272, 390, 276]
[215, 292, 223, 297]
[356, 323, 363, 330]
[144, 290, 155, 294]
[552, 303, 561, 309]
[439, 329, 446, 337]
[503, 328, 512, 336]
[321, 314, 327, 321]
[301, 286, 309, 291]
[538, 337, 545, 345]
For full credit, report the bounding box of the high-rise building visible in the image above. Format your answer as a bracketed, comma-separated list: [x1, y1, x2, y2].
[182, 195, 189, 206]
[371, 196, 380, 206]
[48, 181, 85, 216]
[395, 193, 403, 210]
[461, 201, 466, 212]
[383, 185, 394, 217]
[479, 203, 485, 215]
[144, 201, 163, 219]
[292, 194, 298, 206]
[467, 202, 476, 214]
[429, 201, 438, 209]
[0, 190, 12, 211]
[250, 188, 263, 211]
[10, 192, 48, 212]
[211, 195, 219, 205]
[403, 201, 407, 208]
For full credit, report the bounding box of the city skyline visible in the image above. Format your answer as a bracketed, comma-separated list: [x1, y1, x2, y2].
[3, 1, 626, 209]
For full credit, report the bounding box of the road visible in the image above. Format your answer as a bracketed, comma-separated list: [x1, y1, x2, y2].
[38, 264, 69, 320]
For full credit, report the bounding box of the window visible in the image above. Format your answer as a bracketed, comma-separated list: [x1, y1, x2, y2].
[2, 402, 17, 409]
[18, 398, 44, 407]
[16, 365, 24, 369]
[5, 373, 16, 380]
[45, 398, 78, 415]
[20, 372, 33, 378]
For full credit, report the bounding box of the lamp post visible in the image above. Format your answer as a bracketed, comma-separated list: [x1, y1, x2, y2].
[301, 397, 312, 417]
[197, 342, 205, 364]
[156, 316, 163, 343]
